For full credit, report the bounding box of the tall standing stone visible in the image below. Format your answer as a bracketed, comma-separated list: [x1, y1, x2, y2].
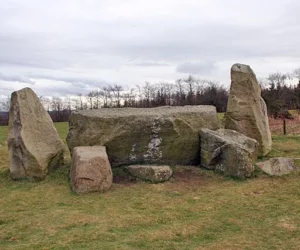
[225, 64, 272, 156]
[8, 88, 65, 180]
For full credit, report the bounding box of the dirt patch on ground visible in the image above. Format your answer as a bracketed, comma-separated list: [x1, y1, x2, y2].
[170, 167, 215, 190]
[174, 168, 206, 182]
[113, 175, 136, 186]
[112, 166, 216, 189]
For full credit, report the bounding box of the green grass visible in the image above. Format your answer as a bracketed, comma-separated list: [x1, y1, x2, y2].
[54, 122, 69, 141]
[269, 135, 300, 159]
[1, 122, 300, 249]
[0, 125, 8, 145]
[217, 112, 225, 127]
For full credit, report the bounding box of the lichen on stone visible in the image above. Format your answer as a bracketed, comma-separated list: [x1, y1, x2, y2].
[144, 118, 164, 162]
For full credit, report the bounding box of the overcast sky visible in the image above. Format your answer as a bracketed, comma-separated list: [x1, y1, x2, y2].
[1, 0, 300, 97]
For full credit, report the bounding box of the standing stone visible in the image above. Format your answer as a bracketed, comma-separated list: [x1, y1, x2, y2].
[70, 146, 113, 194]
[257, 158, 297, 176]
[200, 128, 259, 179]
[225, 63, 272, 156]
[8, 88, 65, 180]
[67, 106, 220, 167]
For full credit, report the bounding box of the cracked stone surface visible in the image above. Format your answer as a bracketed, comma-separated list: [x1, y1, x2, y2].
[70, 146, 113, 194]
[8, 88, 65, 180]
[200, 128, 259, 179]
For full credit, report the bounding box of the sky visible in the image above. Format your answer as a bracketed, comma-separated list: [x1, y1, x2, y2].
[1, 0, 300, 98]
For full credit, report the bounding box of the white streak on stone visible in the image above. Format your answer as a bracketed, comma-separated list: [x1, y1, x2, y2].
[129, 144, 137, 161]
[144, 118, 163, 162]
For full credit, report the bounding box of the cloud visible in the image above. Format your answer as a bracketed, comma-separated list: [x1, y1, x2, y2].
[0, 73, 35, 84]
[0, 0, 300, 96]
[29, 74, 109, 88]
[176, 61, 218, 74]
[127, 61, 169, 67]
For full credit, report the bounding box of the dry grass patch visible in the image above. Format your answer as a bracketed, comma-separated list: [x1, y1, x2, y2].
[269, 135, 300, 159]
[1, 122, 300, 249]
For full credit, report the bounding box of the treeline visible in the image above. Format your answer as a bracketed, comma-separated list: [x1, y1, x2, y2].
[35, 76, 229, 115]
[65, 76, 229, 112]
[1, 69, 300, 125]
[0, 75, 229, 125]
[261, 70, 300, 119]
[0, 111, 71, 125]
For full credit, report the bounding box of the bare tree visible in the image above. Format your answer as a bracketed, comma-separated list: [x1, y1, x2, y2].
[143, 81, 153, 107]
[77, 93, 84, 110]
[135, 85, 142, 107]
[175, 79, 185, 105]
[87, 91, 94, 109]
[102, 87, 109, 108]
[293, 68, 300, 83]
[39, 96, 51, 111]
[126, 88, 137, 107]
[65, 95, 72, 111]
[93, 90, 103, 109]
[51, 97, 63, 112]
[184, 75, 196, 105]
[258, 77, 269, 89]
[164, 82, 174, 106]
[267, 72, 289, 90]
[111, 84, 123, 108]
[107, 85, 114, 107]
[0, 96, 11, 111]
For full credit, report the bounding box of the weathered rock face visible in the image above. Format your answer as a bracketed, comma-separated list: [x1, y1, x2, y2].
[200, 128, 259, 179]
[126, 165, 173, 183]
[67, 106, 220, 167]
[257, 158, 297, 176]
[8, 88, 65, 180]
[70, 146, 113, 194]
[225, 63, 272, 156]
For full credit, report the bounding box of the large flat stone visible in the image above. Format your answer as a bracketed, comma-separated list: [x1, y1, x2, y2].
[67, 106, 220, 167]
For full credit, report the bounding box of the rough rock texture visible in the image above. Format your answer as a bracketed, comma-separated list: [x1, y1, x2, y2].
[67, 106, 220, 167]
[126, 165, 173, 182]
[70, 146, 113, 194]
[8, 88, 65, 180]
[200, 128, 259, 179]
[225, 63, 272, 156]
[257, 157, 297, 176]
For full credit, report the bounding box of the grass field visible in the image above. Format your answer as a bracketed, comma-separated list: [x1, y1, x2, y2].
[1, 121, 300, 249]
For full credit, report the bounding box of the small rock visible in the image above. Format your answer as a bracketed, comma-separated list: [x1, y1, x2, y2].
[200, 128, 259, 179]
[70, 146, 113, 194]
[257, 158, 297, 176]
[126, 165, 173, 183]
